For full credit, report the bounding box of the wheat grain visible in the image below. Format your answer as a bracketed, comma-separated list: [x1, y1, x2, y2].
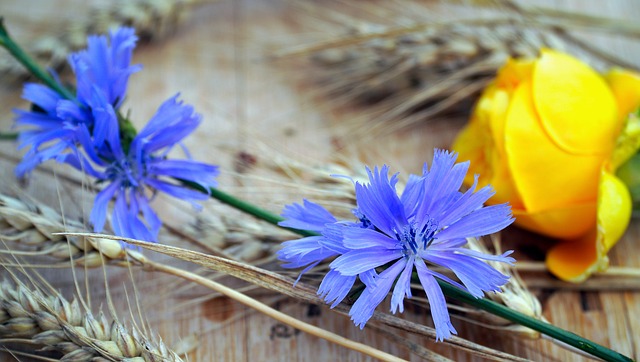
[0, 193, 279, 264]
[0, 0, 198, 81]
[0, 277, 184, 361]
[0, 194, 136, 267]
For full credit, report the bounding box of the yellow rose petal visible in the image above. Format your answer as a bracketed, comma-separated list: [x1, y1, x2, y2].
[546, 229, 603, 282]
[533, 49, 619, 156]
[453, 115, 490, 186]
[597, 168, 632, 251]
[504, 80, 604, 213]
[454, 85, 523, 208]
[546, 168, 632, 282]
[611, 112, 640, 170]
[513, 202, 596, 239]
[606, 67, 640, 119]
[495, 57, 535, 92]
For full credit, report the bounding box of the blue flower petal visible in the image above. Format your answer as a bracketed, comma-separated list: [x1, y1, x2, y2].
[90, 181, 121, 233]
[148, 159, 219, 188]
[414, 258, 457, 341]
[22, 83, 62, 112]
[390, 255, 414, 314]
[341, 226, 398, 250]
[318, 270, 357, 308]
[330, 248, 402, 276]
[425, 251, 511, 298]
[436, 203, 514, 240]
[279, 199, 337, 232]
[400, 173, 425, 218]
[349, 259, 405, 328]
[355, 165, 407, 236]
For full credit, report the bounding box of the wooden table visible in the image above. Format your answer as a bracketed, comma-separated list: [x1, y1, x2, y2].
[1, 1, 638, 361]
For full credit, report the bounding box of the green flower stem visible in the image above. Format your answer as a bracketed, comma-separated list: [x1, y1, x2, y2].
[201, 184, 633, 362]
[0, 132, 18, 140]
[177, 179, 317, 238]
[437, 281, 632, 362]
[0, 18, 75, 101]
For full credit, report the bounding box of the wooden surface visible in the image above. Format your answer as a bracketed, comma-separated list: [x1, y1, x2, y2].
[1, 1, 639, 361]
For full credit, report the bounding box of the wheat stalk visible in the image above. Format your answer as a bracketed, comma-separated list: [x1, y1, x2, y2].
[0, 0, 203, 81]
[0, 275, 184, 361]
[276, 1, 638, 135]
[0, 187, 530, 360]
[68, 232, 531, 362]
[0, 192, 283, 265]
[0, 193, 420, 361]
[0, 193, 136, 267]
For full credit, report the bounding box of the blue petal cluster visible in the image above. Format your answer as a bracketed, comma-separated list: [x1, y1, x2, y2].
[14, 27, 218, 241]
[277, 150, 515, 341]
[69, 94, 219, 241]
[14, 27, 140, 177]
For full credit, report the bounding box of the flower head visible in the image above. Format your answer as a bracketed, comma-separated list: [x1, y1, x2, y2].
[452, 49, 640, 282]
[278, 150, 515, 341]
[14, 27, 140, 176]
[75, 95, 219, 242]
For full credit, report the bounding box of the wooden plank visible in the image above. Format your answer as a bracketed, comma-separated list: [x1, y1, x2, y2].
[0, 0, 638, 361]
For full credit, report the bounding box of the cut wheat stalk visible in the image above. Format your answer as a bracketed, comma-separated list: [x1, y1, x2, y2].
[0, 274, 184, 361]
[0, 191, 283, 266]
[0, 181, 592, 360]
[274, 1, 639, 136]
[64, 232, 530, 362]
[0, 193, 444, 360]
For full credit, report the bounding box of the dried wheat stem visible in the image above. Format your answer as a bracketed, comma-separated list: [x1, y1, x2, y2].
[135, 255, 408, 362]
[0, 192, 277, 265]
[0, 195, 444, 360]
[515, 261, 640, 278]
[1, 0, 204, 80]
[72, 232, 533, 362]
[273, 17, 527, 59]
[0, 277, 183, 361]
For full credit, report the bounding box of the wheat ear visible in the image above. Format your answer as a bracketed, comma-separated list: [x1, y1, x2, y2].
[0, 0, 201, 80]
[0, 276, 184, 361]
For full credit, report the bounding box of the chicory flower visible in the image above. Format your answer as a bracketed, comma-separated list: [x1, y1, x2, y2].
[14, 27, 140, 176]
[66, 94, 219, 241]
[278, 150, 515, 341]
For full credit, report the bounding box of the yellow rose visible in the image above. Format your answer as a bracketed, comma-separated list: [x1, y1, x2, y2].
[452, 49, 640, 282]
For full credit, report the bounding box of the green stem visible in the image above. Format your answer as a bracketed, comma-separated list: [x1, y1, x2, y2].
[0, 18, 75, 100]
[177, 179, 317, 238]
[437, 281, 632, 362]
[203, 184, 632, 362]
[0, 132, 18, 140]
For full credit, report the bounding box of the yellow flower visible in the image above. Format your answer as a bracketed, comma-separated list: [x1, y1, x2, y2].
[452, 49, 640, 282]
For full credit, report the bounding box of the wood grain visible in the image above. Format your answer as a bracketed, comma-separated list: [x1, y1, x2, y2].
[0, 0, 638, 361]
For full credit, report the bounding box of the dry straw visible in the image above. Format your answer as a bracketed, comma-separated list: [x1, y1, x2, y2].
[0, 190, 530, 361]
[276, 0, 640, 135]
[0, 194, 418, 361]
[0, 275, 184, 361]
[0, 0, 200, 80]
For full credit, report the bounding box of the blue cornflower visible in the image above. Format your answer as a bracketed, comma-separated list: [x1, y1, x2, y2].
[278, 150, 515, 341]
[14, 27, 140, 176]
[67, 94, 219, 241]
